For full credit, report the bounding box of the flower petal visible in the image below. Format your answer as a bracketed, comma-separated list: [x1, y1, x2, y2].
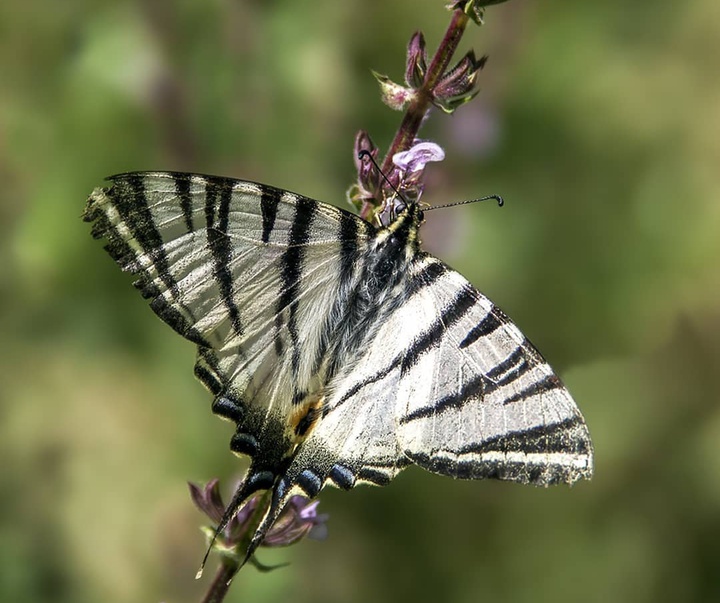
[392, 142, 445, 172]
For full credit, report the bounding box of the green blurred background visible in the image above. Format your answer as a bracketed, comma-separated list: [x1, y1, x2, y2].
[2, 0, 719, 601]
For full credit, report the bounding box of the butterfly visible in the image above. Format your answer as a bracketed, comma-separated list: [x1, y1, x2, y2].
[84, 171, 593, 566]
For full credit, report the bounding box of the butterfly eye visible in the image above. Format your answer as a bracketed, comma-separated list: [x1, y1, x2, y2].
[417, 209, 425, 222]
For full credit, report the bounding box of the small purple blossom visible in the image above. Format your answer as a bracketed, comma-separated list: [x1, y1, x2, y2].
[189, 478, 225, 524]
[351, 139, 446, 226]
[348, 131, 384, 213]
[373, 71, 416, 111]
[391, 140, 446, 204]
[405, 31, 427, 88]
[432, 50, 488, 113]
[263, 498, 329, 545]
[353, 131, 380, 198]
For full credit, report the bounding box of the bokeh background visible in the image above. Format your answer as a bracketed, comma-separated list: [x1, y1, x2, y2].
[2, 0, 719, 601]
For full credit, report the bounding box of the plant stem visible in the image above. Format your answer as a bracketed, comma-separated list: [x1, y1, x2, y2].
[200, 560, 240, 603]
[360, 8, 470, 220]
[198, 489, 272, 602]
[382, 9, 470, 172]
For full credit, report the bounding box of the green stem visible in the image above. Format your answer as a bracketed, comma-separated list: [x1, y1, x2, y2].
[198, 489, 273, 602]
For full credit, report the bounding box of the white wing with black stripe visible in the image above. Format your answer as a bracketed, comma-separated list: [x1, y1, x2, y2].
[84, 171, 592, 567]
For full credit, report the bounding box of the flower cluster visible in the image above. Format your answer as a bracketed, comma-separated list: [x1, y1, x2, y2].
[349, 0, 503, 223]
[349, 133, 445, 226]
[189, 479, 328, 569]
[374, 30, 488, 116]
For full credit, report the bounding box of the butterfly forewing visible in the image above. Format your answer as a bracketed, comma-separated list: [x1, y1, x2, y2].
[85, 170, 592, 565]
[86, 172, 372, 468]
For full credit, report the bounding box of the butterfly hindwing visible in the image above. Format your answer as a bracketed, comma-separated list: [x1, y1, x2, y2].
[393, 255, 592, 485]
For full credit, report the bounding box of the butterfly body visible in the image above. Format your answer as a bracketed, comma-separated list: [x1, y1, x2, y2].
[85, 171, 592, 563]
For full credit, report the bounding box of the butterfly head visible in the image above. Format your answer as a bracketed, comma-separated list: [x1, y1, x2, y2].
[374, 200, 424, 262]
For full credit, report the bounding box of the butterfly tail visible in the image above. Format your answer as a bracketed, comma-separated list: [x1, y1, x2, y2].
[238, 474, 302, 567]
[197, 466, 277, 578]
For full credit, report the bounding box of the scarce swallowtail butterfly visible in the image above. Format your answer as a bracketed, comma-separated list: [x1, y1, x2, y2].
[84, 171, 593, 565]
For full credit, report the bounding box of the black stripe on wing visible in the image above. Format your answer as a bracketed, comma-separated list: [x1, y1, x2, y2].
[459, 308, 504, 348]
[84, 175, 210, 348]
[112, 174, 181, 300]
[407, 452, 560, 485]
[175, 173, 194, 232]
[457, 416, 591, 456]
[399, 374, 486, 424]
[405, 257, 449, 296]
[277, 197, 318, 387]
[205, 177, 244, 336]
[261, 187, 281, 243]
[400, 285, 477, 374]
[486, 346, 528, 381]
[405, 417, 590, 485]
[483, 344, 535, 394]
[193, 347, 224, 394]
[502, 374, 563, 405]
[482, 344, 562, 405]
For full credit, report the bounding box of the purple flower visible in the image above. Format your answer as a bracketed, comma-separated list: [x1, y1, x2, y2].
[353, 131, 380, 198]
[432, 50, 488, 114]
[263, 497, 329, 545]
[393, 141, 445, 173]
[348, 131, 383, 213]
[405, 31, 427, 88]
[391, 140, 445, 203]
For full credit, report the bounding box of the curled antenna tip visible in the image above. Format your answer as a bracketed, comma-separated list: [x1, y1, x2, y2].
[426, 193, 505, 212]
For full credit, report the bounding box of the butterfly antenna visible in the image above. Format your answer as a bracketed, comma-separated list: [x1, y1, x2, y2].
[426, 194, 504, 210]
[357, 150, 503, 211]
[357, 150, 409, 205]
